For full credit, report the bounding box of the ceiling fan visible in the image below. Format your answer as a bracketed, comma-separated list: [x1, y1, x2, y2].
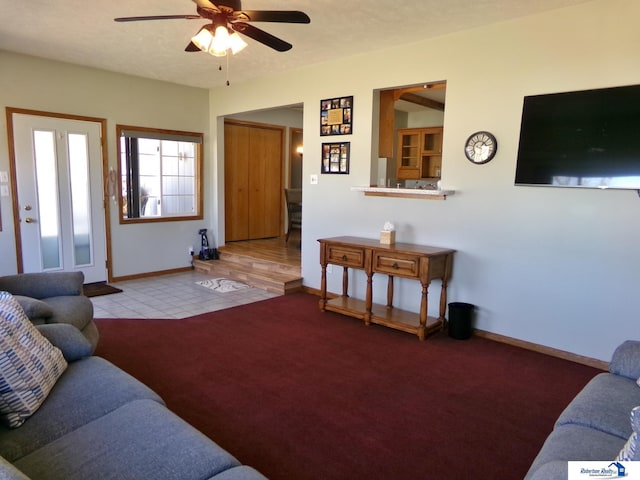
[114, 0, 310, 55]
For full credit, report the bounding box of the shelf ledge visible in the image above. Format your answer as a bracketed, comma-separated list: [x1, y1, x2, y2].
[350, 186, 454, 200]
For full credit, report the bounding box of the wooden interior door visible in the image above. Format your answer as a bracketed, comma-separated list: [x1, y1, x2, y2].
[224, 122, 250, 241]
[225, 121, 283, 242]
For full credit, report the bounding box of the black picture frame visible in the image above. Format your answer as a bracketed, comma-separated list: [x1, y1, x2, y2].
[321, 142, 350, 174]
[320, 96, 353, 136]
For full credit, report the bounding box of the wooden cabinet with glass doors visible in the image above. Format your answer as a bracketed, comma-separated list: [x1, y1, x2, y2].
[396, 127, 443, 181]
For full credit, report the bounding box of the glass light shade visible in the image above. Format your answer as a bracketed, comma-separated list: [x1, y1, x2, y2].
[191, 28, 214, 52]
[210, 25, 230, 57]
[229, 32, 248, 55]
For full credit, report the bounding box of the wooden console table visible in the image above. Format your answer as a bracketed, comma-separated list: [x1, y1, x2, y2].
[318, 236, 455, 340]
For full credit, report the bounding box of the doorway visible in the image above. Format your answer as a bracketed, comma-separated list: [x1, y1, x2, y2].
[222, 105, 303, 254]
[8, 110, 108, 283]
[289, 128, 303, 189]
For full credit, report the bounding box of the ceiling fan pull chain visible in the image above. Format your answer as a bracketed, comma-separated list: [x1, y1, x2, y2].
[226, 54, 230, 86]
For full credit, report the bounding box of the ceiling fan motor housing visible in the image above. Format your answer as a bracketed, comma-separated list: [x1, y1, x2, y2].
[217, 0, 242, 14]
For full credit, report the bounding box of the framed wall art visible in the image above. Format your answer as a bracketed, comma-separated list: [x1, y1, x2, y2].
[321, 142, 350, 174]
[320, 96, 353, 136]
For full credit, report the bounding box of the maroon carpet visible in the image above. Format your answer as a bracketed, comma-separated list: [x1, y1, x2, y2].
[95, 293, 601, 480]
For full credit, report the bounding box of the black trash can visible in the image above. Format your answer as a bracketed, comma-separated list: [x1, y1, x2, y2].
[448, 302, 474, 340]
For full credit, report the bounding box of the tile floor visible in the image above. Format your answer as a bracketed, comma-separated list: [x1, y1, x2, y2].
[90, 270, 278, 319]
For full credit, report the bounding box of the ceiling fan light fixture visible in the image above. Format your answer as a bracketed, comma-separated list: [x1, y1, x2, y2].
[192, 24, 246, 57]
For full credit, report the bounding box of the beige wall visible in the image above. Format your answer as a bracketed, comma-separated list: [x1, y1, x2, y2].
[0, 51, 210, 278]
[206, 0, 640, 361]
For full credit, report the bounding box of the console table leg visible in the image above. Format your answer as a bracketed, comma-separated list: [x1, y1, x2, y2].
[419, 282, 428, 341]
[439, 253, 453, 328]
[319, 264, 327, 311]
[439, 277, 449, 328]
[365, 271, 373, 326]
[387, 275, 394, 309]
[342, 266, 349, 297]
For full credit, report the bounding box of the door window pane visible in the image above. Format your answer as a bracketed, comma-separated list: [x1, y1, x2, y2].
[33, 130, 61, 270]
[68, 133, 92, 266]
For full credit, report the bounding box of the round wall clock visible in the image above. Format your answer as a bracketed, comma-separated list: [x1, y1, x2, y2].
[464, 131, 497, 164]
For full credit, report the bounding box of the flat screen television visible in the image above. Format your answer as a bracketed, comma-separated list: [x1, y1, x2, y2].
[515, 84, 640, 190]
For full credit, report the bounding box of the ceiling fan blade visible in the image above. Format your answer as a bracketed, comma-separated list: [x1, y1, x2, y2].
[114, 15, 201, 22]
[185, 41, 202, 52]
[232, 22, 292, 52]
[239, 11, 310, 24]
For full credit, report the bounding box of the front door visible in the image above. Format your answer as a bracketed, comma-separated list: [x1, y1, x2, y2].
[10, 112, 107, 283]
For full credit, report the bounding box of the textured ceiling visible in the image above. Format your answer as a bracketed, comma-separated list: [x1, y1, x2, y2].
[0, 0, 591, 89]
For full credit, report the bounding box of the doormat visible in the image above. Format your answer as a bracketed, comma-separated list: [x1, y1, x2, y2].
[196, 278, 251, 293]
[83, 282, 123, 298]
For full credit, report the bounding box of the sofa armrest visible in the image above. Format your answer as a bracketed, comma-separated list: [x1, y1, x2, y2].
[36, 324, 93, 362]
[0, 272, 84, 299]
[13, 295, 54, 322]
[609, 340, 640, 380]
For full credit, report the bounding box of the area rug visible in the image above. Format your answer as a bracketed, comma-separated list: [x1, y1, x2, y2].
[82, 282, 122, 298]
[196, 278, 250, 293]
[95, 293, 602, 480]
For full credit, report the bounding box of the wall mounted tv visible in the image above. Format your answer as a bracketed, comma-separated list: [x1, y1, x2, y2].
[515, 84, 640, 190]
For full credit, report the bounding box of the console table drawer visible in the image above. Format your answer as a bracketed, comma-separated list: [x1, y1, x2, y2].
[327, 245, 366, 268]
[373, 252, 420, 278]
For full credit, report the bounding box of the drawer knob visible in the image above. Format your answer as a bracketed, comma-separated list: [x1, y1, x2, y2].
[392, 262, 399, 269]
[342, 255, 348, 261]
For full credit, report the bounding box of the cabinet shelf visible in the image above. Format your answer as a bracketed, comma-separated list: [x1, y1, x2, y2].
[396, 127, 443, 181]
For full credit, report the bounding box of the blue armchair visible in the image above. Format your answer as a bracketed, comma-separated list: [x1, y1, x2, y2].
[0, 272, 98, 352]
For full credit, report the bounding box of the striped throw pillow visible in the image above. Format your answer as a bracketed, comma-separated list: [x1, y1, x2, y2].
[0, 291, 67, 428]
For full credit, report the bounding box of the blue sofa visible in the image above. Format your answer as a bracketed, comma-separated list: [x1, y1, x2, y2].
[0, 284, 266, 480]
[525, 340, 640, 479]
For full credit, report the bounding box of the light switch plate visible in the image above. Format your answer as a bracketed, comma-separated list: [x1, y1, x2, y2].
[310, 174, 318, 185]
[1, 185, 9, 197]
[0, 171, 8, 183]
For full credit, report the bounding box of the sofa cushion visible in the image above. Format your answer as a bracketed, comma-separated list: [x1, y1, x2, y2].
[35, 324, 93, 362]
[524, 424, 626, 480]
[13, 296, 53, 322]
[0, 291, 67, 429]
[616, 406, 640, 461]
[555, 373, 640, 439]
[0, 356, 163, 461]
[15, 399, 242, 480]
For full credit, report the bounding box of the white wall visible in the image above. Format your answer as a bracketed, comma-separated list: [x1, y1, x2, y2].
[207, 0, 640, 362]
[0, 51, 210, 278]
